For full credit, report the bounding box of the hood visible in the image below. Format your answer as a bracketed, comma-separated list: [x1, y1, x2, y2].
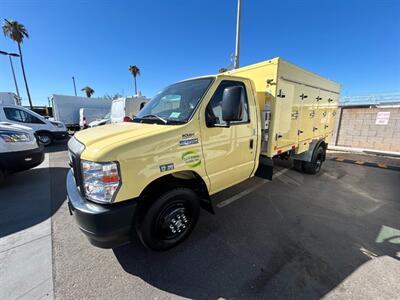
[74, 122, 178, 149]
[0, 122, 34, 132]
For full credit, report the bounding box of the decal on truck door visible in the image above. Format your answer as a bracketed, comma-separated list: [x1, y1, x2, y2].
[182, 151, 201, 167]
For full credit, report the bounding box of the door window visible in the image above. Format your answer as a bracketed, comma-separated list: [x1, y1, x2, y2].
[206, 80, 249, 127]
[4, 107, 45, 124]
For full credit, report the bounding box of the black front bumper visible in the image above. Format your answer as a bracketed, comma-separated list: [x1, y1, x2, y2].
[51, 131, 69, 140]
[0, 146, 44, 172]
[66, 171, 137, 248]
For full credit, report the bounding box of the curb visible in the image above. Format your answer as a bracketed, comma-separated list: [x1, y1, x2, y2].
[328, 146, 400, 158]
[331, 157, 400, 172]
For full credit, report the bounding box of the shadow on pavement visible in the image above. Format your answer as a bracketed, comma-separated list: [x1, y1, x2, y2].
[113, 163, 400, 299]
[0, 166, 69, 238]
[44, 139, 69, 154]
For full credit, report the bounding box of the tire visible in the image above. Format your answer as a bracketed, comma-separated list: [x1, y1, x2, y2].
[136, 188, 200, 251]
[37, 132, 53, 146]
[293, 159, 303, 172]
[303, 146, 325, 174]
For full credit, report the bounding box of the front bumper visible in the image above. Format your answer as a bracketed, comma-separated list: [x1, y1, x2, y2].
[0, 146, 44, 172]
[51, 131, 69, 140]
[66, 170, 137, 248]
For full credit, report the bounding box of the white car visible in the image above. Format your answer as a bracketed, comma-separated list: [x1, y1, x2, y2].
[0, 104, 68, 146]
[0, 122, 44, 183]
[79, 108, 110, 129]
[88, 112, 111, 128]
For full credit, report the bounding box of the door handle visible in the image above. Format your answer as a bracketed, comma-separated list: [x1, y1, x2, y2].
[249, 139, 254, 149]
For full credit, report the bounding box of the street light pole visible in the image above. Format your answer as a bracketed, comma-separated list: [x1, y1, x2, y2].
[8, 55, 20, 99]
[233, 0, 242, 69]
[0, 50, 21, 99]
[72, 76, 77, 96]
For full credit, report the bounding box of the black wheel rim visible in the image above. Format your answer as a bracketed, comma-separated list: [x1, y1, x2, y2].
[39, 135, 50, 144]
[315, 153, 323, 172]
[155, 201, 192, 240]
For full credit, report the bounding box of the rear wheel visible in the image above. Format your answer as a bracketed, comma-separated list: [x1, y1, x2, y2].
[303, 146, 325, 174]
[136, 188, 200, 251]
[37, 132, 53, 146]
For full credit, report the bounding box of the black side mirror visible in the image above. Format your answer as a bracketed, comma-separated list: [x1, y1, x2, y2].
[221, 86, 243, 124]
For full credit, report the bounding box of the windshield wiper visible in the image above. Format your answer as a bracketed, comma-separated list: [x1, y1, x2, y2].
[136, 114, 167, 124]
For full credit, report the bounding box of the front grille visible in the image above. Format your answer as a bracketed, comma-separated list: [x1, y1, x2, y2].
[67, 137, 85, 195]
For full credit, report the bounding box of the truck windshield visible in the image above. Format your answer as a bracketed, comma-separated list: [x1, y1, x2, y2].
[134, 77, 214, 125]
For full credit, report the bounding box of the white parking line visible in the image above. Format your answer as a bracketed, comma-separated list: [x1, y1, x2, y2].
[216, 168, 289, 208]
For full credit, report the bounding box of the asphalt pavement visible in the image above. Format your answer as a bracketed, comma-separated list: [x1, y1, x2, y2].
[48, 144, 400, 299]
[1, 142, 400, 299]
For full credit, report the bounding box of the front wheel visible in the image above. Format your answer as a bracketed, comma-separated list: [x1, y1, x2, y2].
[37, 132, 53, 146]
[136, 188, 200, 251]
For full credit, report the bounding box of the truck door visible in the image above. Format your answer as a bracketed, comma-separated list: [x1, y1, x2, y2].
[298, 85, 320, 142]
[200, 79, 258, 194]
[314, 90, 330, 138]
[274, 80, 300, 149]
[324, 91, 339, 136]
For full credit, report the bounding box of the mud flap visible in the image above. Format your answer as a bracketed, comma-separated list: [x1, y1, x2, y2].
[255, 156, 274, 180]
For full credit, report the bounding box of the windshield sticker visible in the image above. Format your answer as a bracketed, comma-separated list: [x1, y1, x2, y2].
[179, 138, 198, 146]
[159, 163, 174, 172]
[182, 151, 201, 167]
[169, 112, 181, 119]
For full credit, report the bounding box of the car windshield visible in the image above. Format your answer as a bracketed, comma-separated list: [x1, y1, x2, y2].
[134, 77, 214, 125]
[104, 112, 111, 119]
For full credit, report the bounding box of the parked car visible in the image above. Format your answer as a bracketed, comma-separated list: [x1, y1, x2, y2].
[50, 95, 112, 130]
[110, 96, 149, 123]
[0, 122, 44, 183]
[0, 104, 68, 146]
[79, 108, 110, 129]
[88, 112, 111, 128]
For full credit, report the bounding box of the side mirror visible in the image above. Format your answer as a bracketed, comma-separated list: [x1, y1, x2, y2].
[221, 86, 243, 124]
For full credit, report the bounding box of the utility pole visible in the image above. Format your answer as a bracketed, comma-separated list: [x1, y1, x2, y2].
[0, 50, 21, 99]
[72, 76, 77, 96]
[233, 0, 242, 69]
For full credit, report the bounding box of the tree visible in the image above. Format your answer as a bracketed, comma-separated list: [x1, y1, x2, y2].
[104, 93, 123, 100]
[2, 19, 33, 109]
[81, 86, 95, 98]
[128, 65, 140, 95]
[219, 68, 228, 73]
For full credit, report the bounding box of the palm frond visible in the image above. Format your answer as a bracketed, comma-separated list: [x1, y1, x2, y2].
[2, 19, 29, 43]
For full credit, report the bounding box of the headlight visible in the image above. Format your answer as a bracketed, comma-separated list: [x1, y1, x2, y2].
[0, 131, 31, 142]
[51, 121, 64, 128]
[81, 160, 121, 203]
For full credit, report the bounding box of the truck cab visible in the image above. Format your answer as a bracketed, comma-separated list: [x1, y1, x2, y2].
[67, 58, 339, 251]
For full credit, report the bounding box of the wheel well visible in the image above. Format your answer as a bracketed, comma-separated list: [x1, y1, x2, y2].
[36, 130, 52, 136]
[139, 171, 212, 213]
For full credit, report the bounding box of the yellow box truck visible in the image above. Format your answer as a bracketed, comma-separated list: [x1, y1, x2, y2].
[67, 57, 340, 251]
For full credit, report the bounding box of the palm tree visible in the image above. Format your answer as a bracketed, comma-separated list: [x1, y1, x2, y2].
[2, 19, 33, 109]
[81, 86, 95, 98]
[128, 65, 140, 95]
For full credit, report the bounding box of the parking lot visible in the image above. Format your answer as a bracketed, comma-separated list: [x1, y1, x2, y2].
[1, 141, 400, 299]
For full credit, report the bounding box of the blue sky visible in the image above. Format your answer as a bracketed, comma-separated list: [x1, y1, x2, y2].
[0, 0, 399, 106]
